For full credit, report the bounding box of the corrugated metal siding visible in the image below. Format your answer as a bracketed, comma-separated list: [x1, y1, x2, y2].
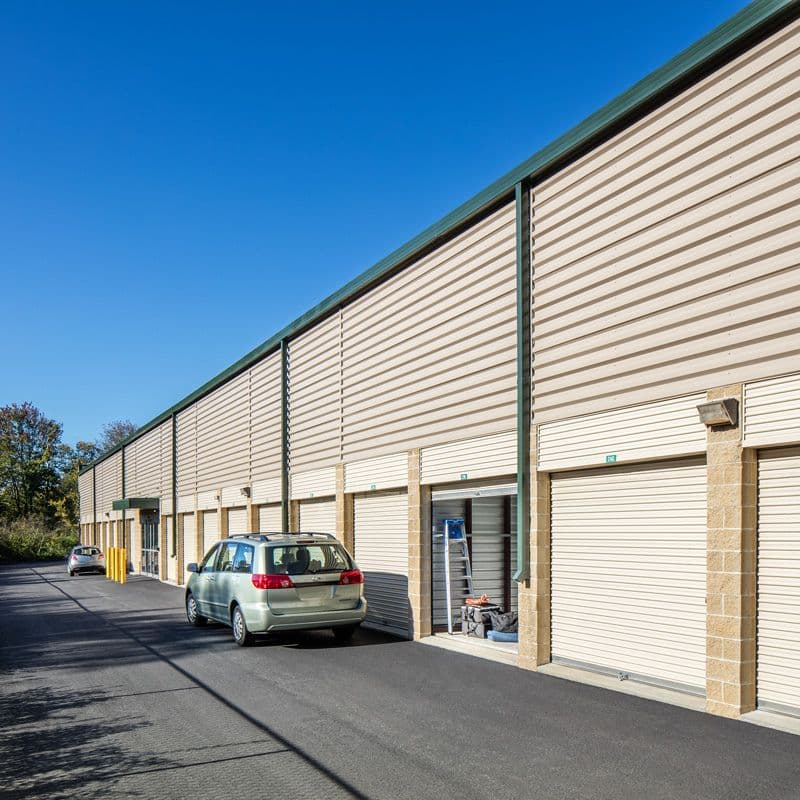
[344, 452, 408, 493]
[744, 373, 800, 448]
[251, 352, 282, 481]
[176, 404, 197, 495]
[177, 494, 195, 514]
[432, 499, 467, 627]
[287, 312, 342, 472]
[341, 202, 517, 461]
[550, 459, 707, 692]
[183, 514, 197, 582]
[95, 451, 122, 514]
[196, 371, 250, 492]
[757, 448, 800, 715]
[252, 477, 281, 505]
[161, 420, 173, 505]
[538, 394, 707, 471]
[354, 491, 409, 636]
[220, 486, 247, 507]
[227, 507, 248, 536]
[532, 20, 800, 424]
[421, 431, 516, 485]
[202, 511, 219, 559]
[78, 470, 93, 520]
[258, 504, 282, 533]
[298, 498, 336, 534]
[290, 467, 337, 500]
[125, 425, 160, 497]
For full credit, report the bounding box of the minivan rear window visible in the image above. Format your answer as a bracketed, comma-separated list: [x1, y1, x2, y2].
[268, 544, 351, 576]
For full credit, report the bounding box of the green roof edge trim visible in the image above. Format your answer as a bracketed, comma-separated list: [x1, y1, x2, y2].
[81, 0, 798, 475]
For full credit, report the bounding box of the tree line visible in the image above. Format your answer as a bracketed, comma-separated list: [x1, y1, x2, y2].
[0, 402, 135, 561]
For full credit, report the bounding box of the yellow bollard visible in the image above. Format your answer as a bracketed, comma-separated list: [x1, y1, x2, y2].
[105, 547, 111, 580]
[113, 547, 119, 582]
[116, 547, 121, 583]
[121, 548, 127, 584]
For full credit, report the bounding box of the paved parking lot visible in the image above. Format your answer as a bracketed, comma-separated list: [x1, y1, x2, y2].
[1, 562, 798, 800]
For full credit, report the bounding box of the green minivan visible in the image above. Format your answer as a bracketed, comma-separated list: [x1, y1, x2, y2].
[185, 533, 367, 646]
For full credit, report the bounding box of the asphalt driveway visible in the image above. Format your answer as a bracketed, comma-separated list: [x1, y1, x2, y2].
[1, 561, 798, 799]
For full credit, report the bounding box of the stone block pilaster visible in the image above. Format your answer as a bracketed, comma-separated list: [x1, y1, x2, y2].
[195, 507, 204, 563]
[247, 500, 259, 533]
[408, 449, 432, 640]
[519, 426, 552, 671]
[219, 501, 229, 540]
[176, 514, 185, 586]
[289, 500, 300, 532]
[335, 464, 354, 552]
[705, 384, 757, 718]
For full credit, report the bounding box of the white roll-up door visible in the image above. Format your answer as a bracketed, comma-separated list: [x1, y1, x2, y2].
[354, 490, 409, 637]
[202, 511, 219, 560]
[258, 504, 282, 533]
[183, 514, 197, 582]
[551, 459, 707, 693]
[227, 507, 248, 536]
[165, 517, 176, 583]
[757, 448, 800, 716]
[298, 498, 336, 534]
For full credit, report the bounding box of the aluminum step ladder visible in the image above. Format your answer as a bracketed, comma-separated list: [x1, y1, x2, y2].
[442, 518, 474, 634]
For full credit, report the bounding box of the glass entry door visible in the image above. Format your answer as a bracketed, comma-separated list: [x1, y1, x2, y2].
[141, 510, 160, 577]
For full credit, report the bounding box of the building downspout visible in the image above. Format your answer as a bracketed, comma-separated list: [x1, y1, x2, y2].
[120, 447, 126, 549]
[514, 180, 531, 582]
[280, 338, 290, 532]
[92, 467, 97, 547]
[172, 412, 178, 557]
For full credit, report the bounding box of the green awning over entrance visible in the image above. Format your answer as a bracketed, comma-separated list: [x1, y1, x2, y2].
[111, 497, 160, 511]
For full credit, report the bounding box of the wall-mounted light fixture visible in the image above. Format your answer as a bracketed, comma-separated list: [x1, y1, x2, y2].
[240, 486, 251, 498]
[696, 398, 739, 427]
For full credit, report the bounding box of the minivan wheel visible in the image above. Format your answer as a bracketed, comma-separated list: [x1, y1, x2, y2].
[333, 624, 357, 642]
[232, 605, 253, 647]
[186, 593, 207, 627]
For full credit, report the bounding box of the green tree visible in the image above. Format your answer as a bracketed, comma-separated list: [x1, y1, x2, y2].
[53, 440, 100, 527]
[97, 419, 136, 454]
[0, 402, 64, 521]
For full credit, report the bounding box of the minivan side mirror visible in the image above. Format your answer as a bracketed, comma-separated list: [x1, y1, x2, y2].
[187, 563, 199, 573]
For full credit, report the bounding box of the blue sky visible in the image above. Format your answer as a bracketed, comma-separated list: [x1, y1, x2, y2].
[0, 0, 751, 445]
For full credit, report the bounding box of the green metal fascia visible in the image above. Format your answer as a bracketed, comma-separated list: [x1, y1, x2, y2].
[514, 182, 531, 583]
[80, 0, 798, 477]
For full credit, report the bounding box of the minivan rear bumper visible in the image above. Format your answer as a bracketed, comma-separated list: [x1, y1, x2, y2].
[242, 598, 368, 632]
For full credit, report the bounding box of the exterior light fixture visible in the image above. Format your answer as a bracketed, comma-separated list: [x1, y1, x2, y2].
[696, 398, 738, 427]
[240, 486, 251, 498]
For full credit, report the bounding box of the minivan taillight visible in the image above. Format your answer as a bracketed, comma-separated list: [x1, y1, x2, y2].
[98, 552, 104, 559]
[338, 569, 363, 585]
[251, 574, 294, 590]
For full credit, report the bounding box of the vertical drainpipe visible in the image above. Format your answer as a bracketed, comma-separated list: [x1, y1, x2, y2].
[172, 412, 178, 557]
[514, 180, 531, 582]
[120, 447, 126, 548]
[92, 467, 97, 546]
[280, 338, 290, 532]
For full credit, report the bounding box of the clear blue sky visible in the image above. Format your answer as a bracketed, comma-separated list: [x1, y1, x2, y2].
[0, 0, 751, 446]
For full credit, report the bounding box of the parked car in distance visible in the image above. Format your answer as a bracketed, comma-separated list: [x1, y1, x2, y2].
[184, 532, 367, 646]
[67, 546, 106, 577]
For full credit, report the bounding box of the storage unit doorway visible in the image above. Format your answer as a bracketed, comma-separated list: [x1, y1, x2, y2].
[140, 510, 160, 578]
[227, 507, 248, 536]
[258, 503, 282, 533]
[431, 483, 518, 632]
[353, 489, 409, 637]
[298, 497, 336, 534]
[201, 510, 219, 561]
[550, 459, 707, 694]
[757, 448, 800, 718]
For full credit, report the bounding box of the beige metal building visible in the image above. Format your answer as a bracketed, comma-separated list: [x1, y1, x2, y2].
[79, 0, 800, 722]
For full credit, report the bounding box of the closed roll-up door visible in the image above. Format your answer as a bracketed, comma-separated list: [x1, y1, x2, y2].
[258, 504, 282, 533]
[183, 514, 197, 582]
[551, 459, 707, 693]
[202, 511, 219, 560]
[757, 449, 800, 716]
[227, 507, 248, 536]
[165, 517, 175, 583]
[354, 490, 409, 637]
[299, 498, 336, 534]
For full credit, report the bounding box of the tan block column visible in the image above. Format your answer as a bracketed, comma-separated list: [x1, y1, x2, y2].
[289, 500, 300, 531]
[160, 515, 169, 579]
[247, 500, 259, 533]
[132, 510, 142, 573]
[176, 514, 185, 586]
[195, 507, 204, 562]
[335, 464, 354, 552]
[705, 384, 757, 718]
[518, 426, 552, 671]
[408, 449, 432, 640]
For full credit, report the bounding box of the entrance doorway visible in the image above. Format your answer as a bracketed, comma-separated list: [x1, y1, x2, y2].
[140, 510, 160, 577]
